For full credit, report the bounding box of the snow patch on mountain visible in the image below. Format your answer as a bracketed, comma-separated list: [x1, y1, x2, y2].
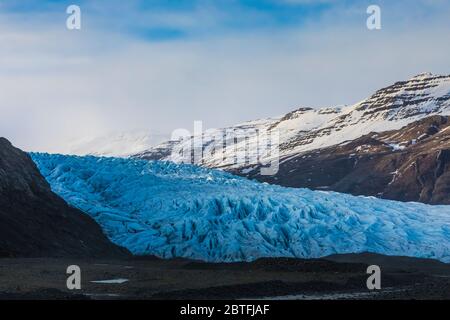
[136, 74, 450, 169]
[69, 130, 169, 157]
[31, 153, 450, 262]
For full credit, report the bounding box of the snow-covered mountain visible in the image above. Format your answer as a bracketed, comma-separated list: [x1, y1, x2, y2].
[136, 73, 450, 169]
[32, 153, 450, 262]
[241, 114, 450, 204]
[68, 130, 169, 157]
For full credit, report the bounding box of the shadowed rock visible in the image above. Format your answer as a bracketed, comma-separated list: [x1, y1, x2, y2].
[0, 137, 129, 258]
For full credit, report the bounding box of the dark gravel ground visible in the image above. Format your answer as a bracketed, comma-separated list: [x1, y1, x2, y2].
[0, 253, 449, 300]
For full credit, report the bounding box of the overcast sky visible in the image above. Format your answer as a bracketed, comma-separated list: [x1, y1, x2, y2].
[1, 0, 450, 152]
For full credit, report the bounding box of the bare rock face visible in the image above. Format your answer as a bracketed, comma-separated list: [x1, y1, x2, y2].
[0, 137, 129, 258]
[239, 116, 450, 204]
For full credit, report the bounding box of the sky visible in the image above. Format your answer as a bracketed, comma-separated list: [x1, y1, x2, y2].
[1, 0, 450, 152]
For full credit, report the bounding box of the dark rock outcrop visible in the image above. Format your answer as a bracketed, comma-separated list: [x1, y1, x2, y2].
[239, 115, 450, 205]
[0, 137, 129, 258]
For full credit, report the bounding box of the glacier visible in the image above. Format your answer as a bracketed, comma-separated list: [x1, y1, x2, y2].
[31, 153, 450, 263]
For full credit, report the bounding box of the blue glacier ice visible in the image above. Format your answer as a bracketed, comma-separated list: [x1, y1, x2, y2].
[31, 153, 450, 262]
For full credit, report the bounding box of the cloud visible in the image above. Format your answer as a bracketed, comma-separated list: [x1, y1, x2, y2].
[279, 0, 338, 4]
[0, 0, 449, 153]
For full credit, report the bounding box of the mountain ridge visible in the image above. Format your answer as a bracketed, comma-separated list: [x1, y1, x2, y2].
[66, 73, 450, 204]
[238, 115, 450, 204]
[135, 73, 450, 168]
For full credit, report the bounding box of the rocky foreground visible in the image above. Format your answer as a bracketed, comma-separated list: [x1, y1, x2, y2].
[0, 253, 450, 300]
